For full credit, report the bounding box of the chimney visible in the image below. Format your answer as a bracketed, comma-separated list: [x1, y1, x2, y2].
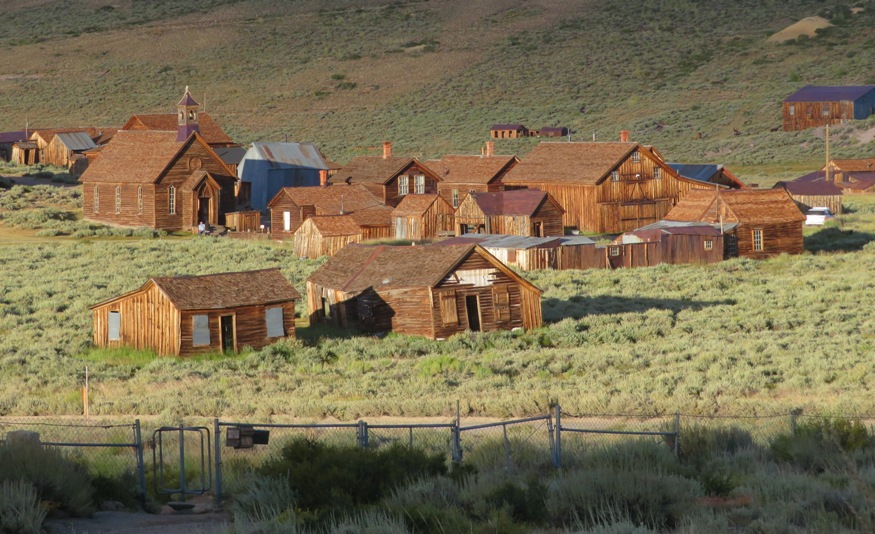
[382, 141, 392, 159]
[319, 169, 328, 188]
[620, 130, 630, 143]
[485, 141, 494, 158]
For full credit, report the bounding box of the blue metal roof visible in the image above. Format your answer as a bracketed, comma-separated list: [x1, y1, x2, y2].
[784, 85, 875, 103]
[666, 163, 721, 183]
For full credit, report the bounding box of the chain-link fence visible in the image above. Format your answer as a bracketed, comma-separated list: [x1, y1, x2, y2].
[457, 415, 556, 472]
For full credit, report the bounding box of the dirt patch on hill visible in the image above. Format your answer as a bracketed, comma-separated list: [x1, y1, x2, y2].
[767, 16, 831, 43]
[855, 125, 875, 145]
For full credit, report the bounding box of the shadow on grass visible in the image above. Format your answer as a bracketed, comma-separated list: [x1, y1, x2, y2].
[295, 321, 367, 345]
[804, 227, 875, 253]
[542, 295, 735, 321]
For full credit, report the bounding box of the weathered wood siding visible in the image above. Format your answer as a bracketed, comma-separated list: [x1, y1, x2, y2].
[384, 164, 440, 207]
[83, 183, 157, 228]
[437, 182, 503, 209]
[783, 101, 856, 131]
[178, 302, 296, 356]
[788, 194, 843, 215]
[393, 201, 455, 240]
[44, 137, 75, 167]
[293, 220, 362, 259]
[226, 211, 261, 232]
[734, 221, 803, 259]
[270, 196, 304, 235]
[92, 283, 179, 355]
[613, 235, 724, 268]
[361, 225, 392, 241]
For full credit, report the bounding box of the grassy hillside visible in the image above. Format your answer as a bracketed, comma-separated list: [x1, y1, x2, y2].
[0, 0, 874, 180]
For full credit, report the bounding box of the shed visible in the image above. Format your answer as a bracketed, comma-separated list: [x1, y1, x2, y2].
[437, 233, 603, 271]
[664, 189, 805, 259]
[391, 194, 455, 240]
[783, 85, 875, 131]
[307, 244, 542, 338]
[0, 131, 28, 162]
[89, 269, 300, 356]
[46, 132, 97, 168]
[455, 189, 565, 237]
[293, 215, 363, 259]
[237, 142, 331, 210]
[537, 127, 569, 138]
[611, 221, 727, 268]
[774, 177, 843, 214]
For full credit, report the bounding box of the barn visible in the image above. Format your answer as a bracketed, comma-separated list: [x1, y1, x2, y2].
[455, 189, 565, 237]
[774, 177, 843, 215]
[664, 189, 805, 259]
[436, 234, 603, 271]
[237, 142, 331, 210]
[391, 194, 455, 240]
[327, 142, 442, 207]
[428, 143, 518, 208]
[307, 244, 542, 338]
[611, 222, 726, 268]
[267, 183, 384, 236]
[782, 85, 875, 131]
[501, 138, 714, 233]
[89, 269, 300, 357]
[293, 215, 363, 259]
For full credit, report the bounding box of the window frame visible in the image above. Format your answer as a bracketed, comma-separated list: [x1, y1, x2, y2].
[752, 229, 764, 251]
[137, 186, 143, 215]
[115, 186, 121, 214]
[452, 189, 459, 208]
[398, 175, 409, 195]
[93, 185, 99, 213]
[192, 314, 210, 346]
[609, 245, 621, 257]
[611, 171, 620, 182]
[704, 239, 713, 251]
[108, 310, 121, 341]
[414, 174, 425, 194]
[631, 150, 640, 163]
[789, 105, 795, 116]
[265, 307, 285, 338]
[168, 186, 176, 215]
[653, 167, 661, 179]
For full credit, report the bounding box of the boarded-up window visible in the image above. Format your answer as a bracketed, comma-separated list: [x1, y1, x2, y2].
[439, 291, 458, 325]
[265, 307, 285, 338]
[193, 314, 210, 346]
[494, 286, 510, 323]
[108, 311, 121, 341]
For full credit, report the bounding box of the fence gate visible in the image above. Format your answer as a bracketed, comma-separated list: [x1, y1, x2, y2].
[151, 424, 212, 510]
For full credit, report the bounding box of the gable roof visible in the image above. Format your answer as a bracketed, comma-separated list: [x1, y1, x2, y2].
[503, 142, 681, 185]
[328, 156, 436, 185]
[303, 214, 363, 236]
[491, 124, 527, 130]
[91, 268, 299, 310]
[243, 142, 329, 170]
[620, 224, 723, 244]
[348, 205, 393, 227]
[268, 184, 384, 214]
[784, 85, 875, 103]
[469, 189, 562, 217]
[122, 113, 234, 146]
[31, 127, 103, 145]
[665, 189, 805, 225]
[392, 194, 448, 216]
[308, 243, 537, 294]
[829, 158, 875, 172]
[53, 131, 98, 151]
[425, 154, 518, 185]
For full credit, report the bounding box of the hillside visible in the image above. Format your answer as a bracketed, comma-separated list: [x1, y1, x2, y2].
[1, 0, 874, 178]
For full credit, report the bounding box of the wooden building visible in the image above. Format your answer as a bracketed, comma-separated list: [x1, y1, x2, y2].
[78, 129, 238, 231]
[89, 269, 299, 357]
[783, 85, 875, 131]
[611, 222, 725, 268]
[428, 143, 518, 208]
[10, 141, 38, 165]
[666, 163, 746, 189]
[0, 131, 28, 162]
[121, 96, 236, 148]
[268, 183, 384, 236]
[307, 244, 542, 338]
[437, 234, 605, 271]
[455, 189, 565, 237]
[45, 131, 97, 168]
[536, 127, 569, 138]
[237, 142, 331, 210]
[490, 124, 529, 139]
[501, 139, 714, 233]
[774, 178, 843, 215]
[664, 189, 805, 259]
[327, 142, 442, 207]
[27, 128, 104, 166]
[825, 158, 875, 188]
[349, 205, 393, 240]
[293, 215, 363, 259]
[392, 194, 455, 240]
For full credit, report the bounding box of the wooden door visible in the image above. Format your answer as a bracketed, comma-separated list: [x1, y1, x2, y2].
[220, 315, 235, 353]
[465, 295, 481, 332]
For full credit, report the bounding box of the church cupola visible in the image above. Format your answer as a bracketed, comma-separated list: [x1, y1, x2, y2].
[176, 86, 201, 142]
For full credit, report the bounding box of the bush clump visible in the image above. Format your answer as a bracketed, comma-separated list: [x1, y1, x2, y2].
[0, 479, 48, 534]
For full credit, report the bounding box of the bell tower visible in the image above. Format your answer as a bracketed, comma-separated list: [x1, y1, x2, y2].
[176, 86, 201, 142]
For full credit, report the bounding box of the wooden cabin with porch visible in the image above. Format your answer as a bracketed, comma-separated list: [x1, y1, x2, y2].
[89, 269, 300, 357]
[455, 189, 564, 237]
[307, 244, 542, 338]
[268, 183, 384, 236]
[664, 189, 805, 259]
[391, 194, 455, 240]
[501, 134, 714, 233]
[327, 142, 442, 207]
[428, 143, 518, 209]
[293, 214, 363, 259]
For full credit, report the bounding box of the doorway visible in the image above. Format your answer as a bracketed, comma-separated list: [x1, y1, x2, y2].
[533, 221, 544, 237]
[198, 197, 211, 225]
[465, 295, 481, 332]
[220, 315, 235, 353]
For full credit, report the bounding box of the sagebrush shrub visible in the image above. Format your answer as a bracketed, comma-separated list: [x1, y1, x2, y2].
[0, 479, 47, 534]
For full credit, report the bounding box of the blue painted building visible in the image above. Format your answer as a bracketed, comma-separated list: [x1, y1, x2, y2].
[237, 142, 330, 210]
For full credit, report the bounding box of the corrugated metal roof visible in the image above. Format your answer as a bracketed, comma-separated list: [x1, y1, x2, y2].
[634, 220, 739, 232]
[0, 130, 28, 144]
[438, 233, 595, 249]
[249, 142, 329, 170]
[213, 146, 247, 166]
[666, 163, 721, 183]
[55, 131, 97, 151]
[784, 85, 875, 103]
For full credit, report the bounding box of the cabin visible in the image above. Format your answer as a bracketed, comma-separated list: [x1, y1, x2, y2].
[392, 194, 455, 240]
[490, 124, 529, 139]
[89, 269, 300, 357]
[664, 189, 805, 259]
[611, 222, 726, 268]
[45, 132, 97, 168]
[327, 142, 441, 207]
[455, 189, 565, 237]
[501, 137, 715, 233]
[666, 163, 746, 189]
[348, 205, 393, 240]
[307, 244, 542, 338]
[268, 183, 385, 235]
[783, 86, 875, 131]
[774, 178, 843, 215]
[536, 127, 569, 138]
[78, 90, 239, 231]
[0, 131, 28, 162]
[11, 141, 38, 165]
[428, 143, 518, 208]
[437, 233, 604, 271]
[237, 142, 331, 210]
[293, 215, 363, 259]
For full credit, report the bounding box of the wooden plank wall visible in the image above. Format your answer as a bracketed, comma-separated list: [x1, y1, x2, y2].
[178, 302, 296, 356]
[783, 101, 855, 131]
[789, 194, 843, 215]
[293, 223, 362, 258]
[83, 183, 157, 228]
[226, 211, 261, 232]
[92, 284, 180, 355]
[735, 221, 804, 258]
[270, 197, 302, 234]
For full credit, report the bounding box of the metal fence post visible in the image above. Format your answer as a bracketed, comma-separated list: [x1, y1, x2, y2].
[546, 412, 557, 468]
[790, 409, 801, 436]
[452, 401, 463, 464]
[134, 419, 147, 508]
[674, 412, 681, 459]
[214, 418, 222, 507]
[502, 424, 512, 470]
[554, 404, 562, 468]
[357, 420, 369, 449]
